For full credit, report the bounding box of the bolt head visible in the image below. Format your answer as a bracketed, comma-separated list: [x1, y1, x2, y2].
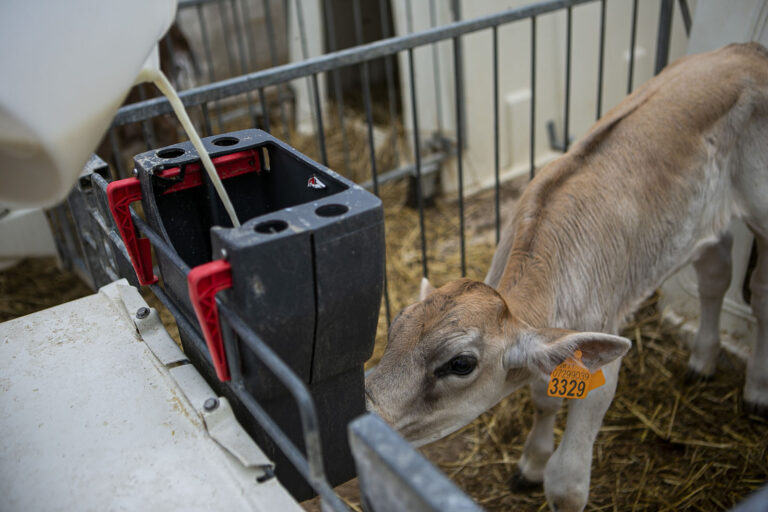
[135, 307, 150, 319]
[203, 397, 219, 412]
[220, 248, 228, 260]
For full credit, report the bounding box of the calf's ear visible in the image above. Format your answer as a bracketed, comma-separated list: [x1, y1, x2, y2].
[504, 328, 632, 376]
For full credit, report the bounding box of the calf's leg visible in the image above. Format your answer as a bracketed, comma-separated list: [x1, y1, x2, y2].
[745, 231, 768, 416]
[543, 357, 622, 512]
[513, 377, 562, 489]
[688, 233, 733, 378]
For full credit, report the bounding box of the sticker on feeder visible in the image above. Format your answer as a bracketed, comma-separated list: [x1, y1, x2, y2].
[307, 175, 326, 189]
[547, 350, 605, 399]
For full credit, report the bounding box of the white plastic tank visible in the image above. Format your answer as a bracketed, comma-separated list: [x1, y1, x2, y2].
[0, 0, 177, 209]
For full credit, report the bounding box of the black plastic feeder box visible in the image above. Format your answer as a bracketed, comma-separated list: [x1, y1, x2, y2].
[108, 129, 384, 499]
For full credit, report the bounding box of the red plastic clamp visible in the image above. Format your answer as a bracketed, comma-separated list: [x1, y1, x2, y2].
[106, 178, 158, 285]
[188, 259, 233, 381]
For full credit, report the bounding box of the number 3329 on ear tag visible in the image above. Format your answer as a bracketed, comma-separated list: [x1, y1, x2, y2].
[547, 350, 605, 399]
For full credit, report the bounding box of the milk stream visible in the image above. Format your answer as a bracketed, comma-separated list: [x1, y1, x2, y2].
[140, 69, 241, 227]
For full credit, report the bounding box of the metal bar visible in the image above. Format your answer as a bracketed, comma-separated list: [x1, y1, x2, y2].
[137, 84, 157, 150]
[147, 283, 212, 363]
[324, 0, 352, 176]
[197, 3, 224, 130]
[108, 126, 126, 178]
[201, 103, 213, 135]
[453, 37, 466, 277]
[311, 73, 328, 166]
[379, 0, 400, 167]
[218, 0, 239, 77]
[258, 87, 271, 132]
[406, 0, 414, 33]
[654, 0, 674, 75]
[493, 25, 500, 245]
[239, 0, 258, 70]
[678, 0, 692, 36]
[563, 6, 572, 152]
[353, 0, 379, 195]
[294, 0, 322, 158]
[530, 16, 536, 179]
[359, 151, 445, 190]
[408, 49, 429, 279]
[261, 0, 291, 141]
[596, 0, 606, 120]
[179, 0, 229, 7]
[430, 0, 445, 134]
[627, 0, 638, 95]
[218, 303, 347, 512]
[228, 0, 258, 126]
[219, 315, 243, 384]
[114, 0, 600, 125]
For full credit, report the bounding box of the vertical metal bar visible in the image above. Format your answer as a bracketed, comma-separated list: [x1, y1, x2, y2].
[405, 0, 414, 33]
[379, 0, 400, 166]
[137, 84, 157, 150]
[596, 0, 606, 120]
[355, 0, 378, 195]
[294, 0, 322, 162]
[654, 0, 674, 75]
[408, 49, 429, 279]
[493, 25, 500, 246]
[678, 0, 692, 36]
[453, 37, 466, 277]
[430, 0, 445, 135]
[323, 0, 352, 176]
[197, 3, 224, 130]
[261, 0, 291, 141]
[218, 1, 239, 76]
[258, 87, 271, 132]
[108, 126, 126, 178]
[201, 103, 213, 136]
[239, 0, 258, 70]
[529, 16, 537, 180]
[627, 0, 639, 95]
[162, 32, 180, 85]
[563, 6, 572, 153]
[452, 2, 467, 148]
[312, 73, 328, 166]
[228, 0, 258, 126]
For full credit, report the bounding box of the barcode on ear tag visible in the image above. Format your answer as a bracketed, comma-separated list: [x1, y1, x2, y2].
[547, 350, 605, 399]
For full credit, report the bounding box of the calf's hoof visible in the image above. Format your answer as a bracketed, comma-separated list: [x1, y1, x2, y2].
[684, 367, 713, 385]
[743, 399, 768, 418]
[509, 469, 542, 492]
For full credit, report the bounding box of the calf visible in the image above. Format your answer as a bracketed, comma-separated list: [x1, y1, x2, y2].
[365, 42, 768, 512]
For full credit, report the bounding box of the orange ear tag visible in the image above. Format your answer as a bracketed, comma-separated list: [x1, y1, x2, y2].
[546, 350, 605, 399]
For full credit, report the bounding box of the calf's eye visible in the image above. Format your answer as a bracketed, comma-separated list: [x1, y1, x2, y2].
[435, 355, 478, 378]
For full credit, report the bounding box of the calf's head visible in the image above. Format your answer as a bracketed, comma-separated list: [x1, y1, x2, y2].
[365, 278, 631, 446]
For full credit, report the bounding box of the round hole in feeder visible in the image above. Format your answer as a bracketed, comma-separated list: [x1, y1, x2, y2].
[157, 147, 185, 159]
[212, 136, 239, 147]
[315, 204, 349, 217]
[255, 219, 288, 234]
